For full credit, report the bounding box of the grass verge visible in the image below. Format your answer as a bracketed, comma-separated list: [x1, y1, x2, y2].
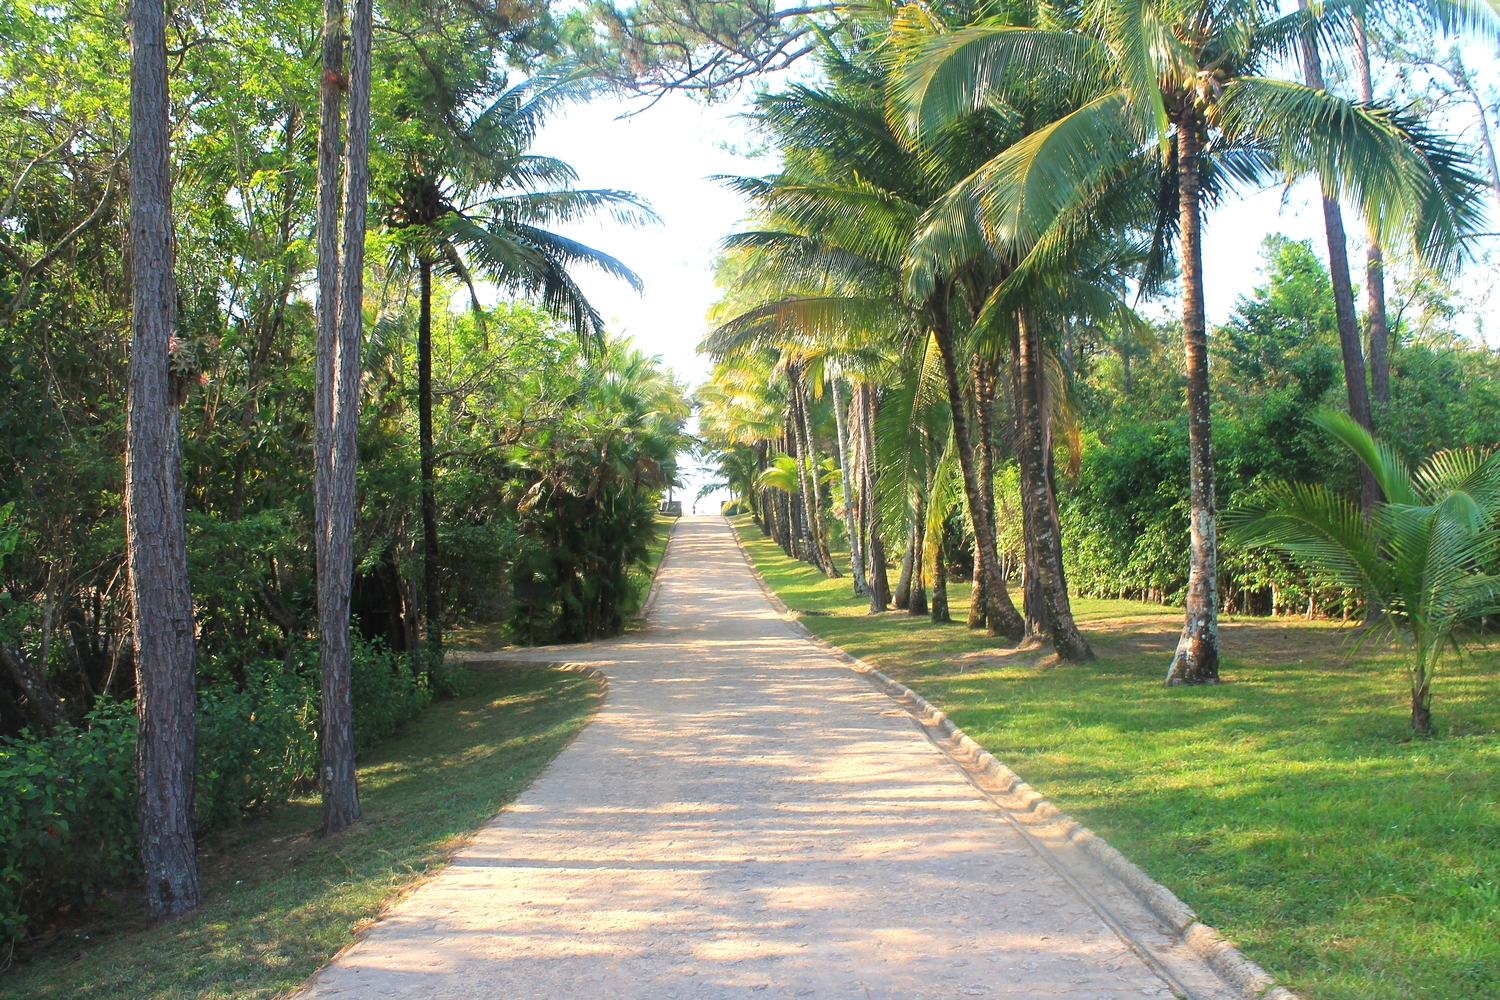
[731, 515, 1500, 1000]
[2, 665, 600, 1000]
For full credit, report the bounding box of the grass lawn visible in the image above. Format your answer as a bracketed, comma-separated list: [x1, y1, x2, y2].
[731, 515, 1500, 1000]
[2, 665, 600, 1000]
[448, 512, 678, 650]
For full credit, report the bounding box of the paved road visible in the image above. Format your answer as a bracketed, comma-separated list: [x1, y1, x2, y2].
[301, 517, 1191, 999]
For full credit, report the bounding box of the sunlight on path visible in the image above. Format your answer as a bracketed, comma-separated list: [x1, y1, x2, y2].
[299, 518, 1182, 999]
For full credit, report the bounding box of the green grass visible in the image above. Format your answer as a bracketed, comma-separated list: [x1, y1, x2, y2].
[1, 665, 600, 1000]
[731, 515, 1500, 1000]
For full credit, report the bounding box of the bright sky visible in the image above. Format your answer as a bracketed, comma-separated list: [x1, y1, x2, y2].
[530, 79, 1499, 509]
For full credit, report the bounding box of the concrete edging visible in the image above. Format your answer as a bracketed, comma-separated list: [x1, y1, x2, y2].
[726, 517, 1297, 1000]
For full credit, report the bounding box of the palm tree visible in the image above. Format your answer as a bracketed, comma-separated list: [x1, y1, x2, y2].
[1228, 410, 1500, 733]
[706, 60, 1029, 638]
[892, 0, 1482, 683]
[383, 78, 654, 655]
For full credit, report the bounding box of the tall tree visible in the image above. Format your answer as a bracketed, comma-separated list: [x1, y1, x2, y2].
[383, 80, 652, 652]
[892, 0, 1482, 683]
[127, 0, 200, 919]
[314, 0, 374, 836]
[1297, 0, 1380, 514]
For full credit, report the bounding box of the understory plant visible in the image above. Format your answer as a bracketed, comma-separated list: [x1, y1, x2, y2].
[1228, 410, 1500, 732]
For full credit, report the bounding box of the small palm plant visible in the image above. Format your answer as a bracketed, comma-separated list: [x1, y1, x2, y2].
[1226, 410, 1500, 734]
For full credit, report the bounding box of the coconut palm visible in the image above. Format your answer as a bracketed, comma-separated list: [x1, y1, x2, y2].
[1227, 410, 1500, 733]
[706, 60, 1031, 639]
[383, 77, 655, 653]
[891, 0, 1483, 683]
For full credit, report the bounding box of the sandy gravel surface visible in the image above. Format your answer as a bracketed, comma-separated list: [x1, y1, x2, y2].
[300, 517, 1187, 1000]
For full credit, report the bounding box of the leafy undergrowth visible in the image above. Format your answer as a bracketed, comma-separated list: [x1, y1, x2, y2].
[448, 513, 678, 650]
[1, 665, 599, 1000]
[732, 516, 1500, 1000]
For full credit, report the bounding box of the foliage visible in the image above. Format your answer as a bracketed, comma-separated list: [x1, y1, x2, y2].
[1, 665, 599, 999]
[0, 702, 135, 943]
[1228, 410, 1500, 731]
[0, 636, 438, 939]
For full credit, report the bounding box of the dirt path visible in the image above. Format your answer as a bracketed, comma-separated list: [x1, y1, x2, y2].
[299, 517, 1220, 999]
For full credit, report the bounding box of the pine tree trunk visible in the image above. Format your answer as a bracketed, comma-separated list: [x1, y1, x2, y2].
[1013, 313, 1093, 661]
[929, 308, 1025, 639]
[1299, 8, 1381, 512]
[1165, 116, 1221, 686]
[1351, 13, 1391, 409]
[316, 0, 372, 834]
[127, 0, 200, 921]
[832, 378, 866, 596]
[419, 259, 441, 653]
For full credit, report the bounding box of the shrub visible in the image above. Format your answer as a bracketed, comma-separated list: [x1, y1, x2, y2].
[0, 637, 437, 941]
[0, 702, 136, 941]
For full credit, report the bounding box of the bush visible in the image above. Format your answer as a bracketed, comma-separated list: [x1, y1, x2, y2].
[0, 637, 437, 941]
[349, 636, 431, 750]
[0, 702, 136, 941]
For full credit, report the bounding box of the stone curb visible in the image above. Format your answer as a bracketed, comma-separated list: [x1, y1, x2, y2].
[727, 518, 1297, 1000]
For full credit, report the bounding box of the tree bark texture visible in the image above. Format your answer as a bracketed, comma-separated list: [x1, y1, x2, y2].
[1350, 13, 1391, 409]
[315, 0, 372, 835]
[1165, 117, 1221, 685]
[894, 522, 915, 610]
[929, 522, 950, 623]
[1012, 313, 1093, 661]
[1299, 10, 1381, 512]
[929, 312, 1025, 640]
[128, 0, 200, 921]
[859, 385, 891, 611]
[968, 356, 1000, 631]
[419, 259, 441, 652]
[907, 503, 928, 618]
[791, 371, 837, 576]
[831, 378, 866, 596]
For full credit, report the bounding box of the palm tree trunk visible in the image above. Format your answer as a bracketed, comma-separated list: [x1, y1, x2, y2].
[127, 0, 199, 920]
[788, 407, 818, 565]
[832, 378, 867, 596]
[1351, 13, 1391, 409]
[1165, 116, 1221, 686]
[418, 259, 441, 654]
[929, 518, 950, 623]
[1299, 7, 1381, 512]
[929, 306, 1025, 639]
[1013, 312, 1093, 661]
[791, 371, 837, 576]
[894, 521, 915, 610]
[969, 355, 999, 630]
[860, 384, 891, 611]
[317, 0, 372, 834]
[908, 494, 928, 617]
